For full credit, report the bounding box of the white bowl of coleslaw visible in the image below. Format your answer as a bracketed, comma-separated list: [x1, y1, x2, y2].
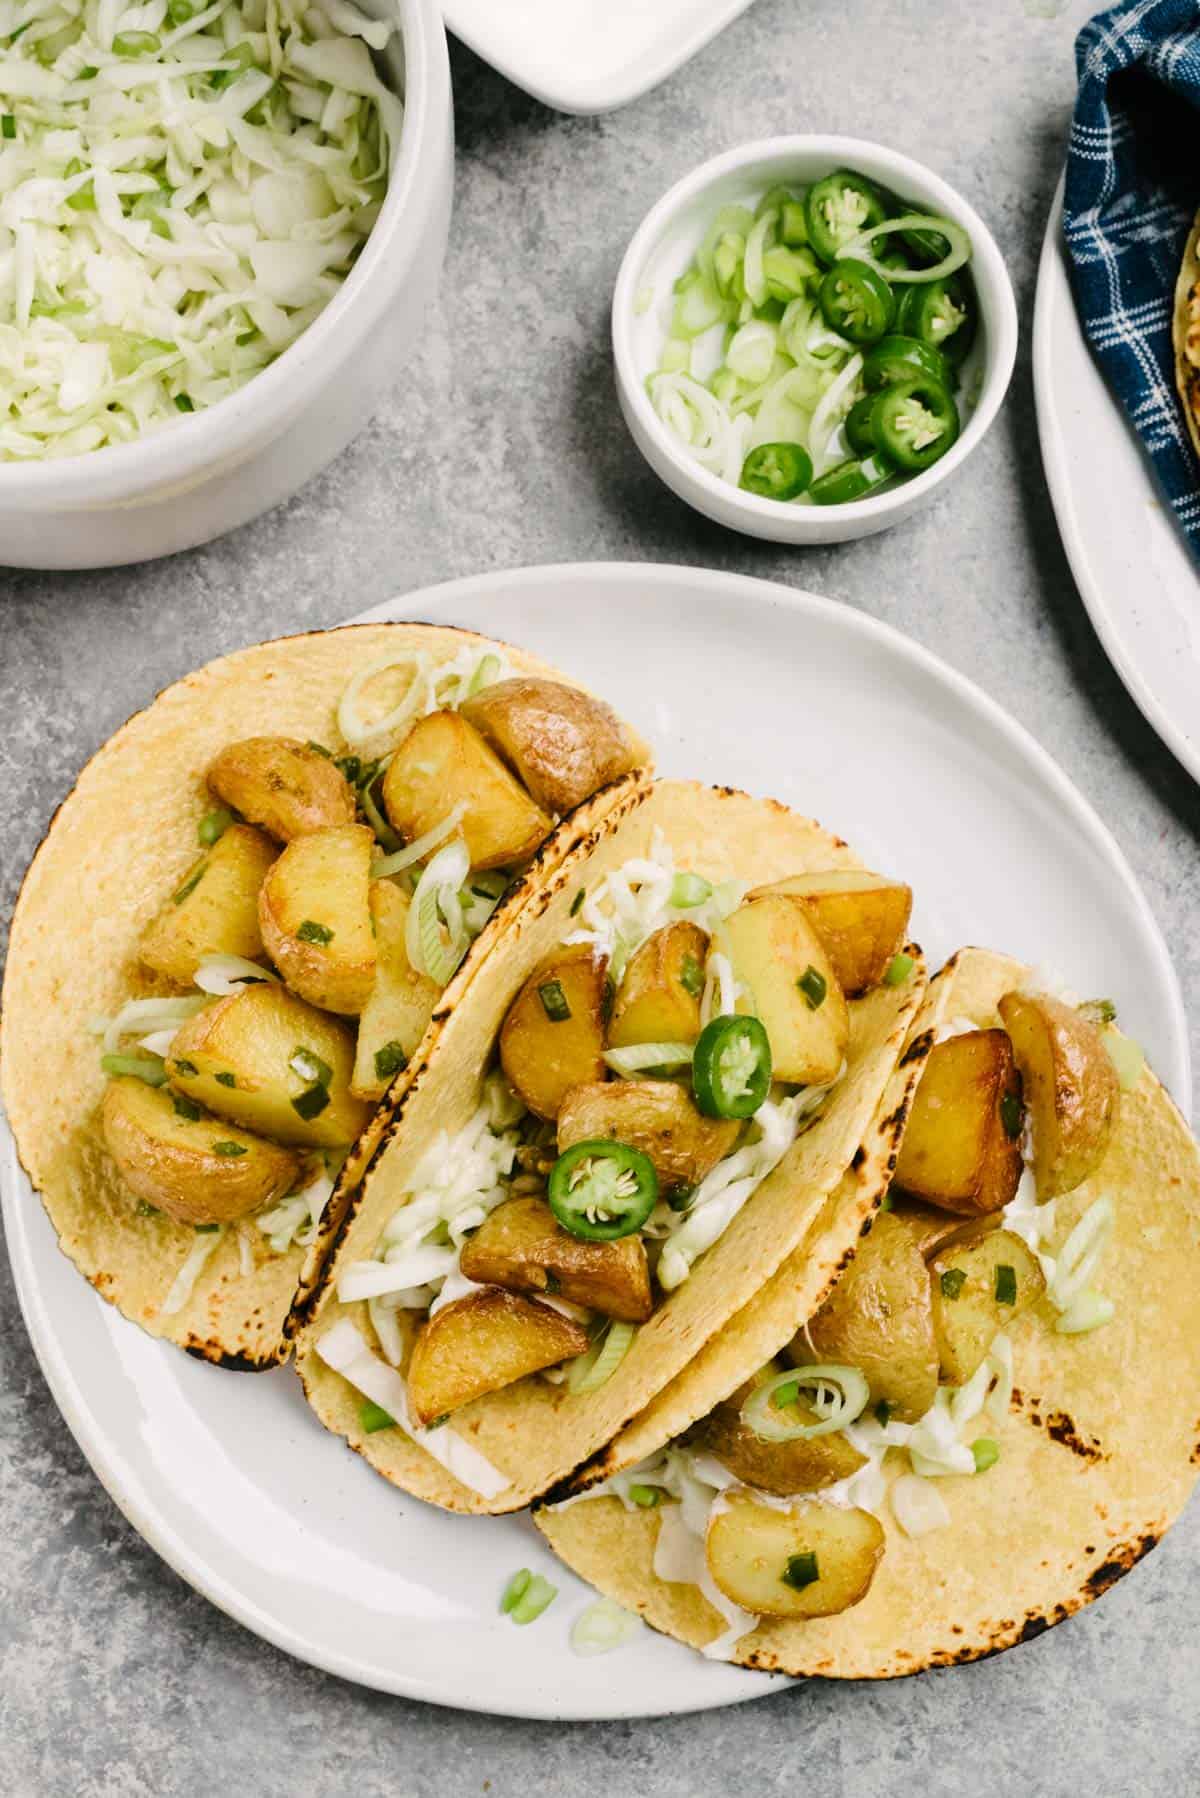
[612, 136, 1017, 545]
[0, 0, 452, 569]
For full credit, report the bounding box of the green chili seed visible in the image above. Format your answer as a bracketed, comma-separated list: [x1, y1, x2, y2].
[797, 966, 827, 1010]
[940, 1267, 966, 1300]
[781, 1551, 820, 1591]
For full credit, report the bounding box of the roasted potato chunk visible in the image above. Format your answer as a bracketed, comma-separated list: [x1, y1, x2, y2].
[929, 1224, 1046, 1384]
[692, 1380, 867, 1495]
[749, 869, 912, 996]
[557, 1079, 739, 1196]
[166, 982, 370, 1149]
[102, 1077, 300, 1226]
[460, 676, 644, 816]
[792, 1208, 938, 1421]
[207, 737, 356, 842]
[608, 921, 708, 1049]
[139, 823, 276, 987]
[351, 880, 441, 1099]
[998, 990, 1119, 1198]
[892, 1029, 1023, 1217]
[258, 824, 377, 1015]
[706, 1494, 884, 1621]
[382, 711, 550, 873]
[458, 1196, 652, 1321]
[723, 895, 848, 1085]
[888, 1196, 987, 1259]
[405, 1288, 589, 1426]
[499, 944, 608, 1120]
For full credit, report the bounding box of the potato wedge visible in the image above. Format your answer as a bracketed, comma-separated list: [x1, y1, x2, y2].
[892, 1028, 1023, 1216]
[792, 1208, 938, 1421]
[139, 823, 277, 986]
[101, 1076, 300, 1225]
[207, 737, 356, 842]
[458, 1195, 652, 1322]
[691, 1382, 866, 1495]
[706, 1494, 884, 1621]
[608, 921, 708, 1049]
[258, 824, 377, 1015]
[929, 1224, 1046, 1384]
[998, 990, 1119, 1197]
[382, 711, 551, 872]
[499, 944, 609, 1120]
[722, 895, 848, 1086]
[166, 983, 369, 1149]
[749, 869, 912, 996]
[405, 1288, 589, 1426]
[351, 880, 441, 1100]
[557, 1079, 739, 1197]
[888, 1196, 987, 1259]
[460, 676, 643, 816]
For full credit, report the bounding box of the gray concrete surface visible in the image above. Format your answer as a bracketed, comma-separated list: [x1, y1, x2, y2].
[3, 0, 1200, 1791]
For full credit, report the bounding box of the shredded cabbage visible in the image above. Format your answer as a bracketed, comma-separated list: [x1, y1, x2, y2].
[563, 828, 745, 986]
[0, 0, 401, 459]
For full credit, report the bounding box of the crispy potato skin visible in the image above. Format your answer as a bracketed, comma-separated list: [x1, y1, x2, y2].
[608, 921, 707, 1049]
[892, 1028, 1024, 1216]
[139, 823, 277, 987]
[706, 1495, 884, 1621]
[691, 1387, 866, 1494]
[749, 870, 912, 997]
[405, 1288, 589, 1426]
[929, 1223, 1046, 1384]
[499, 944, 609, 1121]
[459, 1195, 652, 1322]
[888, 1197, 988, 1259]
[101, 1077, 300, 1225]
[998, 990, 1119, 1197]
[557, 1079, 739, 1195]
[794, 1209, 939, 1421]
[351, 880, 440, 1099]
[382, 711, 551, 872]
[259, 824, 377, 1016]
[207, 737, 356, 842]
[723, 895, 848, 1084]
[166, 983, 370, 1149]
[460, 676, 644, 816]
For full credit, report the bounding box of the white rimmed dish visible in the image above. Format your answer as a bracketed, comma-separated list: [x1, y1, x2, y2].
[0, 0, 453, 572]
[613, 136, 1018, 545]
[0, 563, 1185, 1718]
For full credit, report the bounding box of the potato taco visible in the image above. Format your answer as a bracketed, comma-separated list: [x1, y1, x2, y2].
[1174, 210, 1200, 463]
[535, 948, 1200, 1676]
[0, 624, 651, 1369]
[297, 778, 927, 1512]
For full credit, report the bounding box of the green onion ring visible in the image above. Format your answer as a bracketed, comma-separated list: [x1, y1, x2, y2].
[836, 214, 971, 285]
[740, 1364, 870, 1442]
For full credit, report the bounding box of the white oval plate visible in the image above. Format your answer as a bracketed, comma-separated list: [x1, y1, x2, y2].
[2, 564, 1188, 1719]
[1034, 182, 1200, 787]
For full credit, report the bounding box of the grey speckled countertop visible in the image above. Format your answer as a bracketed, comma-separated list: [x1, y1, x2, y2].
[4, 1, 1200, 1791]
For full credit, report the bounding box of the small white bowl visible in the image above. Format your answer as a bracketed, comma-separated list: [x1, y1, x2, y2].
[0, 0, 453, 570]
[612, 135, 1018, 545]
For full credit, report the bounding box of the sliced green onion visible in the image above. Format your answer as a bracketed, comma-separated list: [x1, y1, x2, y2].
[570, 888, 585, 916]
[994, 1264, 1017, 1306]
[797, 966, 827, 1010]
[874, 1398, 894, 1425]
[1055, 1288, 1115, 1335]
[215, 1071, 237, 1088]
[570, 1596, 642, 1656]
[292, 1085, 330, 1121]
[373, 1041, 408, 1081]
[538, 979, 571, 1022]
[296, 919, 333, 945]
[781, 1550, 820, 1591]
[197, 808, 231, 846]
[406, 839, 470, 985]
[371, 802, 465, 878]
[172, 1093, 202, 1121]
[212, 1141, 247, 1158]
[671, 871, 713, 908]
[172, 860, 207, 905]
[602, 1041, 696, 1077]
[999, 1092, 1023, 1139]
[567, 1321, 637, 1395]
[940, 1268, 966, 1300]
[1102, 1027, 1144, 1092]
[838, 213, 971, 284]
[971, 1437, 1000, 1472]
[465, 653, 501, 698]
[359, 1399, 395, 1433]
[501, 1570, 557, 1625]
[1, 116, 14, 140]
[741, 1364, 869, 1442]
[194, 1222, 221, 1233]
[771, 1377, 802, 1410]
[884, 952, 915, 986]
[100, 1052, 168, 1085]
[500, 1569, 532, 1614]
[360, 776, 402, 855]
[290, 1048, 332, 1087]
[679, 953, 705, 999]
[1080, 998, 1117, 1026]
[629, 1484, 662, 1508]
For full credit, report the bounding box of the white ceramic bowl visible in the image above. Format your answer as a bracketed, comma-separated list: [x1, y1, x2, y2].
[613, 135, 1018, 545]
[0, 0, 453, 571]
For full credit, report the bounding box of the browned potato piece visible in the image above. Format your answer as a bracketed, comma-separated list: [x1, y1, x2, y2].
[929, 1224, 1046, 1384]
[207, 737, 356, 842]
[749, 870, 912, 996]
[706, 1494, 884, 1621]
[557, 1079, 739, 1196]
[166, 983, 370, 1149]
[792, 1208, 938, 1421]
[608, 922, 708, 1049]
[258, 824, 377, 1015]
[459, 1196, 652, 1322]
[102, 1077, 300, 1225]
[723, 896, 848, 1085]
[351, 880, 441, 1099]
[139, 823, 277, 986]
[889, 1196, 988, 1259]
[691, 1382, 866, 1495]
[499, 944, 608, 1120]
[382, 711, 551, 873]
[892, 1029, 1024, 1217]
[405, 1288, 589, 1426]
[998, 990, 1119, 1198]
[460, 676, 644, 816]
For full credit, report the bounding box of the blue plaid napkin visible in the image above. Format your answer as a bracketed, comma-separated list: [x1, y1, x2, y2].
[1063, 0, 1200, 556]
